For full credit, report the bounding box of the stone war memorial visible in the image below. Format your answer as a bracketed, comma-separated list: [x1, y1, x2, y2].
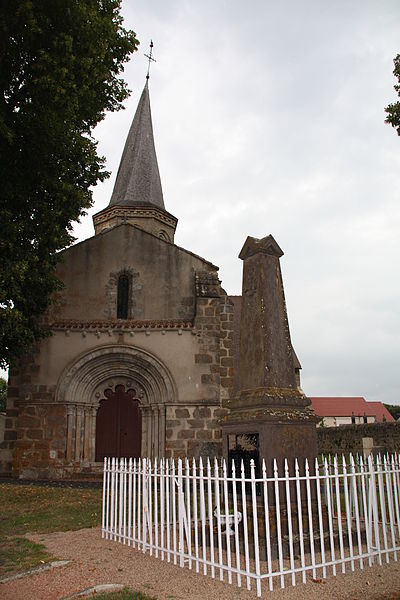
[0, 71, 318, 480]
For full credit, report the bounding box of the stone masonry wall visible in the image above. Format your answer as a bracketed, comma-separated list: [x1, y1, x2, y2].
[0, 349, 69, 479]
[218, 294, 235, 405]
[13, 402, 66, 479]
[0, 376, 18, 476]
[194, 296, 220, 397]
[165, 405, 228, 460]
[164, 273, 233, 460]
[0, 352, 39, 477]
[317, 422, 400, 455]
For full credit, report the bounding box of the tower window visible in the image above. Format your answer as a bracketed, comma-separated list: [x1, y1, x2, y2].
[117, 274, 129, 319]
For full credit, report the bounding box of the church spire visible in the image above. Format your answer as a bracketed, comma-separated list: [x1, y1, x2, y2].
[93, 45, 178, 242]
[109, 80, 165, 210]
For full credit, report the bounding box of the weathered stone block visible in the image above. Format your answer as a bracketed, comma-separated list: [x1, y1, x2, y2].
[46, 415, 64, 426]
[196, 430, 212, 440]
[17, 416, 40, 428]
[175, 408, 190, 418]
[177, 430, 195, 439]
[51, 439, 66, 450]
[194, 317, 209, 325]
[166, 440, 185, 449]
[221, 357, 233, 367]
[187, 419, 204, 429]
[193, 407, 211, 418]
[195, 354, 213, 364]
[214, 408, 228, 417]
[26, 429, 43, 440]
[208, 343, 219, 351]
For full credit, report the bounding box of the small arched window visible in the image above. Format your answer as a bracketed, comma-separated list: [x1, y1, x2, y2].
[117, 274, 129, 319]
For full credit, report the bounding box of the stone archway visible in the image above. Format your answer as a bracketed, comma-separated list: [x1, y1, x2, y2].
[56, 345, 177, 464]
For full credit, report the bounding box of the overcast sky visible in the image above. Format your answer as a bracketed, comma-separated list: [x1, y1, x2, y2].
[72, 0, 400, 406]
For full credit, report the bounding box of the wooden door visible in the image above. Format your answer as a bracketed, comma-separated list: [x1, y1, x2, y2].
[95, 384, 142, 461]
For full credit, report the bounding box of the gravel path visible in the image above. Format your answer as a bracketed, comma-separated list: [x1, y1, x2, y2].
[1, 527, 399, 599]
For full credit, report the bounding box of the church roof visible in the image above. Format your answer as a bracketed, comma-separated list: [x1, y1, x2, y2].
[109, 81, 165, 210]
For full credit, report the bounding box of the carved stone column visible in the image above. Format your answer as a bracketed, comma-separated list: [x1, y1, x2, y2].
[159, 405, 166, 458]
[141, 407, 150, 457]
[66, 405, 76, 462]
[83, 407, 91, 463]
[90, 407, 97, 462]
[75, 406, 84, 462]
[146, 407, 152, 459]
[153, 405, 159, 459]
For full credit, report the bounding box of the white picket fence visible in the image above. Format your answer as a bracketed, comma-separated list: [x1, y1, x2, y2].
[102, 453, 400, 596]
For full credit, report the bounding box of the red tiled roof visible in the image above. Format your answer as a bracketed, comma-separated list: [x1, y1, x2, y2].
[310, 397, 395, 422]
[366, 402, 395, 423]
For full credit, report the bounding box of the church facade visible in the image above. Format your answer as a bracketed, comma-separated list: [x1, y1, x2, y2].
[0, 81, 303, 479]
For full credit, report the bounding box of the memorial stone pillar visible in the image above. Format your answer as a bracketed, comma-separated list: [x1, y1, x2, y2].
[222, 235, 318, 474]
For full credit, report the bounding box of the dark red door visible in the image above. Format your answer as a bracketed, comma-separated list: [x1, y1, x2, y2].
[95, 384, 142, 461]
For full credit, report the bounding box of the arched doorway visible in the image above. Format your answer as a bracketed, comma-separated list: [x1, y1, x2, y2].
[95, 384, 142, 461]
[56, 344, 177, 465]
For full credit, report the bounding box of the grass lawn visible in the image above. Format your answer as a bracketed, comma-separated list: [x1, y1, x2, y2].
[0, 483, 102, 578]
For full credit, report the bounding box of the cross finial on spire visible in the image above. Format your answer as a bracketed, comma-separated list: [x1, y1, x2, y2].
[144, 40, 156, 80]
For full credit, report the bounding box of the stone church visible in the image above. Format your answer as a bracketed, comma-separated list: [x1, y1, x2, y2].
[0, 79, 310, 480]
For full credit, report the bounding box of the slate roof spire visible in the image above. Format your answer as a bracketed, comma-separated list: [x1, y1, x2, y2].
[108, 80, 165, 210]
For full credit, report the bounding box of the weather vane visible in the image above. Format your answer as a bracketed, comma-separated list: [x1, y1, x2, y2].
[144, 40, 156, 80]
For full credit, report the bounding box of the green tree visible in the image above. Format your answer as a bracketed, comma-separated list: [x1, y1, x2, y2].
[0, 377, 7, 412]
[0, 1, 138, 369]
[385, 54, 400, 134]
